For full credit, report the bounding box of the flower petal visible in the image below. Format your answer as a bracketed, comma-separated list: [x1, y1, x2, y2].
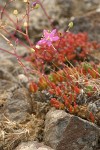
[50, 29, 57, 36]
[51, 36, 59, 41]
[43, 30, 49, 37]
[37, 39, 46, 45]
[47, 41, 52, 46]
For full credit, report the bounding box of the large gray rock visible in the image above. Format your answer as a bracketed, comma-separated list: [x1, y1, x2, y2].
[1, 0, 100, 15]
[69, 11, 100, 42]
[1, 0, 100, 42]
[0, 50, 31, 124]
[44, 109, 100, 150]
[0, 79, 32, 123]
[4, 87, 32, 122]
[15, 141, 54, 150]
[56, 116, 100, 150]
[44, 109, 72, 149]
[27, 0, 100, 41]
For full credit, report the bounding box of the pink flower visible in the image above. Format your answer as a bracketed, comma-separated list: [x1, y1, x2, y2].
[37, 29, 59, 46]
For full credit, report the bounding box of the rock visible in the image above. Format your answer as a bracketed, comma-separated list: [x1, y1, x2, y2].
[32, 91, 51, 103]
[0, 79, 18, 92]
[0, 76, 32, 122]
[44, 109, 72, 149]
[94, 99, 100, 112]
[69, 0, 100, 16]
[30, 91, 51, 118]
[15, 141, 54, 150]
[88, 100, 100, 113]
[44, 109, 100, 150]
[0, 59, 14, 72]
[0, 68, 17, 82]
[18, 74, 28, 85]
[69, 11, 100, 41]
[27, 1, 100, 41]
[96, 112, 100, 126]
[1, 0, 100, 42]
[56, 116, 100, 150]
[4, 87, 32, 122]
[2, 0, 100, 17]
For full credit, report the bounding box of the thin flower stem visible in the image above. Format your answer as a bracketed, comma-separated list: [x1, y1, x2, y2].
[51, 44, 58, 53]
[25, 1, 30, 36]
[0, 3, 33, 48]
[0, 47, 19, 57]
[2, 27, 34, 51]
[0, 1, 14, 19]
[0, 2, 7, 19]
[0, 5, 17, 27]
[0, 47, 42, 80]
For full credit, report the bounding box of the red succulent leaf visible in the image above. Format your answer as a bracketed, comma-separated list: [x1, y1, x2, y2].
[63, 95, 68, 101]
[50, 98, 64, 109]
[55, 86, 62, 96]
[73, 86, 80, 94]
[65, 99, 70, 108]
[38, 77, 48, 89]
[49, 82, 56, 89]
[67, 54, 76, 60]
[29, 82, 38, 93]
[68, 105, 74, 114]
[89, 112, 95, 123]
[48, 89, 55, 94]
[73, 102, 78, 112]
[69, 94, 76, 103]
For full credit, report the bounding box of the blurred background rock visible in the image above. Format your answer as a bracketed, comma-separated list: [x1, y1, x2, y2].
[0, 0, 100, 42]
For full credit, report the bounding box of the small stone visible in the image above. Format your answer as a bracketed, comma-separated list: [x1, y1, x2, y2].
[88, 102, 98, 113]
[18, 74, 28, 84]
[15, 141, 54, 150]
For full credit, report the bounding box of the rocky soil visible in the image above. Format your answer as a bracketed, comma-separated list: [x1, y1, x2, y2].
[0, 0, 100, 150]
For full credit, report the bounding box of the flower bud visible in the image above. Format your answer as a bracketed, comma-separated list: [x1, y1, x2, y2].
[68, 22, 74, 28]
